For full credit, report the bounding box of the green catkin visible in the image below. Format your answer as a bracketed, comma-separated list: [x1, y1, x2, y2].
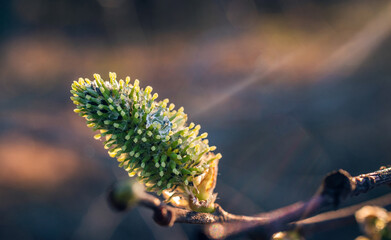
[71, 73, 222, 212]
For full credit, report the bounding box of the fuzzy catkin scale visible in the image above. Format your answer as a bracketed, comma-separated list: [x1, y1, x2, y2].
[71, 73, 221, 210]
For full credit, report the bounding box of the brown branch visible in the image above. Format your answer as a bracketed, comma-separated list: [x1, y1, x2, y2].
[292, 193, 391, 237]
[108, 166, 391, 239]
[204, 167, 391, 239]
[107, 180, 268, 227]
[351, 167, 391, 196]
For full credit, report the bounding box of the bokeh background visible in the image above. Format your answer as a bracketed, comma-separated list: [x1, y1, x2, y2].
[1, 0, 391, 239]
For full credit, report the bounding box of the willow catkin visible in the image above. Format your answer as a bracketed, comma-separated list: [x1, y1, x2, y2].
[71, 73, 221, 212]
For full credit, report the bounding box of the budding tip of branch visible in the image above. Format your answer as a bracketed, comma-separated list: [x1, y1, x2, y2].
[205, 223, 225, 240]
[107, 180, 144, 211]
[321, 169, 354, 208]
[152, 206, 175, 227]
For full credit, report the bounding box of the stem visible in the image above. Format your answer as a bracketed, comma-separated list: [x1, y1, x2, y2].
[352, 167, 391, 196]
[293, 193, 391, 237]
[108, 166, 391, 239]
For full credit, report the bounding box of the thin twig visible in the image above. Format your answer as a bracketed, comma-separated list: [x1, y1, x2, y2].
[204, 167, 391, 239]
[108, 166, 391, 239]
[292, 193, 391, 237]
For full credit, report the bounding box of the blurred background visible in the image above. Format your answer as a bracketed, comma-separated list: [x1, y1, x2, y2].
[1, 0, 391, 239]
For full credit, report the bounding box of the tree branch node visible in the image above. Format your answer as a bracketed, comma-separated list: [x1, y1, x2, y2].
[321, 169, 354, 208]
